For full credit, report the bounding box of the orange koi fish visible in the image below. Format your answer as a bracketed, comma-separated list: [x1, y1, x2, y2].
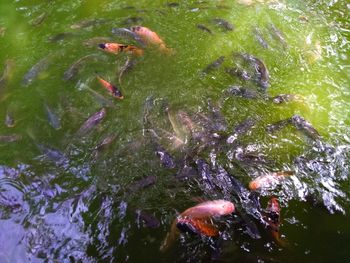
[130, 26, 172, 53]
[96, 76, 123, 99]
[176, 217, 219, 237]
[160, 200, 235, 251]
[249, 171, 293, 191]
[98, 43, 144, 56]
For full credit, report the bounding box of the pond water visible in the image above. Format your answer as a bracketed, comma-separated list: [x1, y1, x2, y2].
[0, 0, 349, 262]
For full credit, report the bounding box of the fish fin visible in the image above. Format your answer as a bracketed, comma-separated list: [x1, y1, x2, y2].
[177, 217, 219, 237]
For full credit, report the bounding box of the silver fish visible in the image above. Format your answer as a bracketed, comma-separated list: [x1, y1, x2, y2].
[0, 134, 22, 143]
[63, 54, 100, 81]
[44, 103, 61, 130]
[0, 59, 15, 90]
[22, 55, 52, 87]
[111, 27, 146, 47]
[76, 108, 107, 136]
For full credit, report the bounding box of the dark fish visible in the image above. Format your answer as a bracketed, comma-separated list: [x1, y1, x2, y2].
[167, 2, 180, 7]
[225, 85, 261, 99]
[22, 55, 52, 87]
[266, 118, 291, 133]
[176, 165, 198, 180]
[63, 54, 100, 81]
[86, 87, 115, 108]
[5, 110, 15, 128]
[229, 176, 265, 226]
[70, 18, 109, 29]
[135, 209, 160, 228]
[30, 12, 47, 26]
[0, 59, 15, 91]
[234, 148, 268, 164]
[92, 133, 117, 158]
[253, 27, 268, 49]
[118, 56, 137, 84]
[121, 16, 144, 26]
[127, 176, 157, 193]
[0, 134, 22, 143]
[202, 56, 225, 74]
[225, 67, 252, 81]
[155, 144, 176, 169]
[234, 118, 257, 136]
[269, 23, 288, 48]
[44, 103, 61, 130]
[36, 143, 69, 167]
[267, 115, 320, 140]
[111, 27, 146, 47]
[236, 208, 261, 239]
[207, 99, 227, 131]
[271, 94, 303, 104]
[197, 24, 213, 34]
[82, 37, 113, 48]
[236, 53, 269, 90]
[211, 18, 234, 31]
[76, 108, 107, 136]
[227, 117, 257, 143]
[195, 159, 217, 194]
[291, 115, 320, 140]
[48, 32, 78, 42]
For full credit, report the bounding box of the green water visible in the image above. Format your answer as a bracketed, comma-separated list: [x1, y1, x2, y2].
[0, 0, 349, 262]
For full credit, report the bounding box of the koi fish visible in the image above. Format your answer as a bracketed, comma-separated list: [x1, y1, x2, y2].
[98, 43, 144, 56]
[160, 200, 235, 251]
[130, 26, 171, 53]
[263, 197, 287, 247]
[249, 171, 294, 191]
[176, 217, 219, 236]
[96, 76, 123, 99]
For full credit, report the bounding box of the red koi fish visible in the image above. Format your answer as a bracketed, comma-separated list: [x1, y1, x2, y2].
[130, 26, 172, 53]
[98, 43, 144, 56]
[160, 200, 235, 251]
[96, 76, 123, 99]
[176, 217, 219, 236]
[249, 171, 293, 191]
[263, 197, 288, 247]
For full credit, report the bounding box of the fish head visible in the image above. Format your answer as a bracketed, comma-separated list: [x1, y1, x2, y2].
[266, 197, 280, 214]
[249, 180, 259, 191]
[211, 200, 235, 215]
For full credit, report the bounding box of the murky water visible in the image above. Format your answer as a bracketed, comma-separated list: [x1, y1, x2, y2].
[0, 0, 349, 262]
